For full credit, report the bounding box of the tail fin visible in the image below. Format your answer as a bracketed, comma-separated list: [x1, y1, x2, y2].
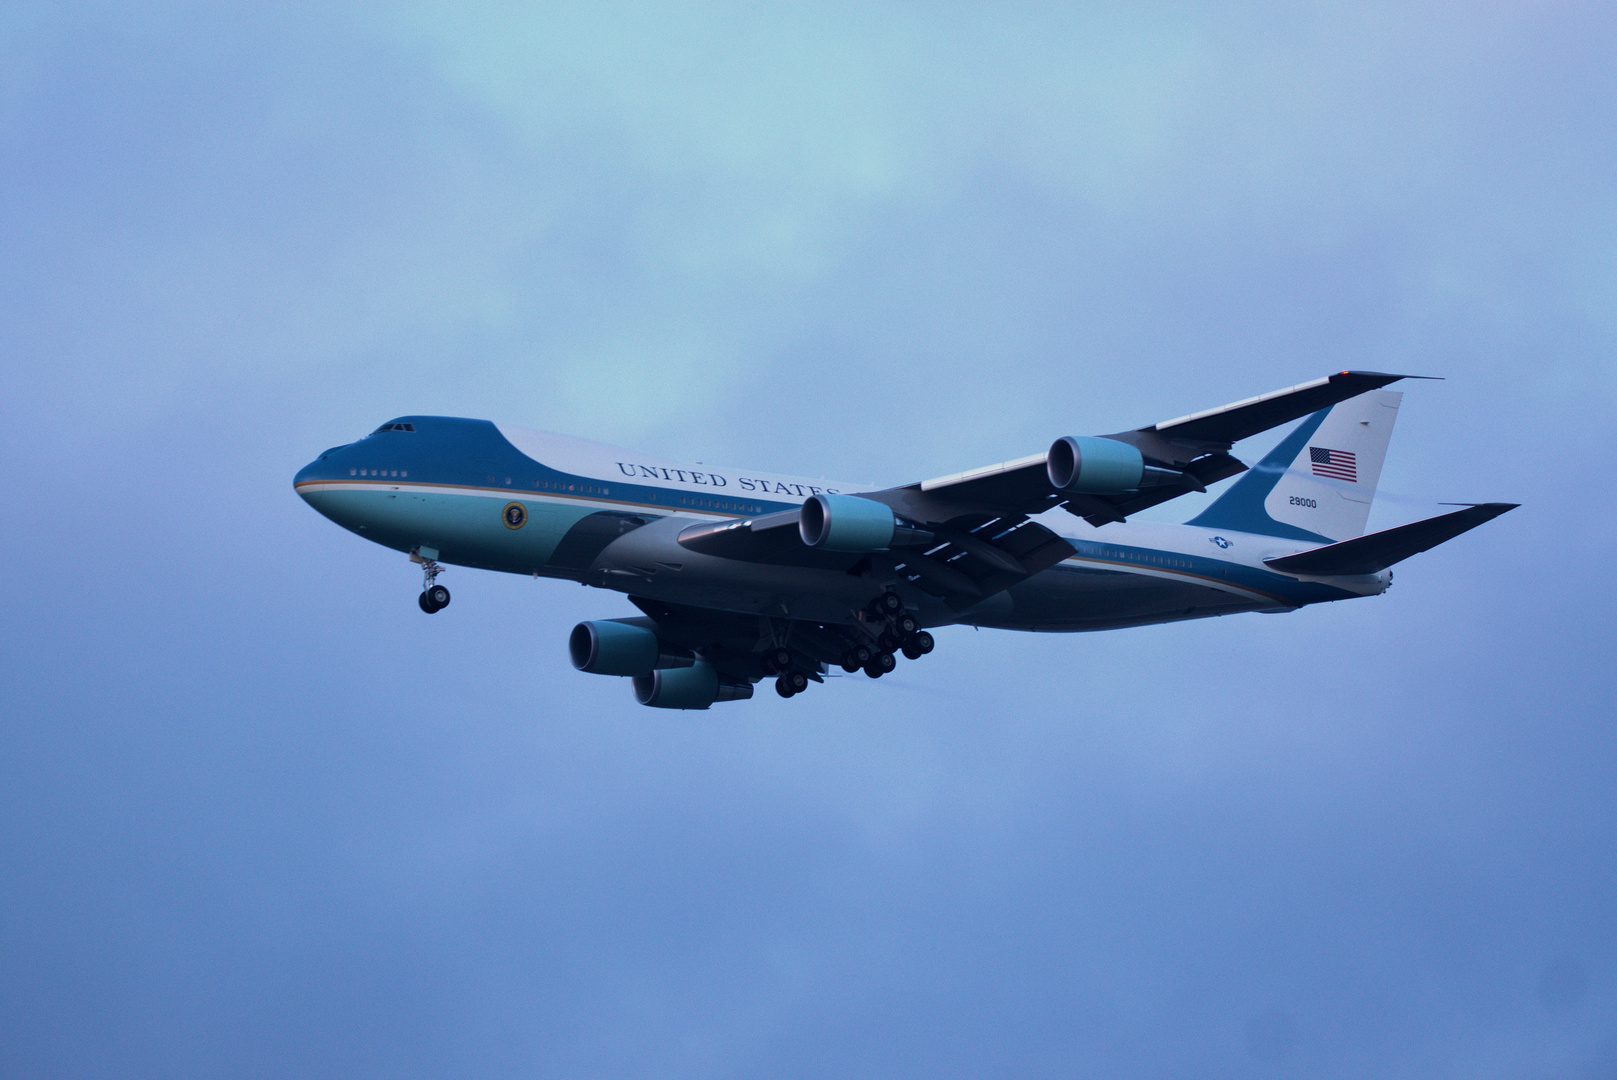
[1187, 389, 1401, 542]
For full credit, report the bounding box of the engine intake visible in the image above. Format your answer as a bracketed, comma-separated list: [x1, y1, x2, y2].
[633, 662, 754, 709]
[569, 620, 691, 676]
[799, 493, 896, 552]
[1046, 436, 1145, 494]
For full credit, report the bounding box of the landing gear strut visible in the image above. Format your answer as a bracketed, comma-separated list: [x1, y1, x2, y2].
[417, 556, 450, 613]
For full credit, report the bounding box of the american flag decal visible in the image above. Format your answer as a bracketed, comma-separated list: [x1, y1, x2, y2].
[1309, 446, 1357, 482]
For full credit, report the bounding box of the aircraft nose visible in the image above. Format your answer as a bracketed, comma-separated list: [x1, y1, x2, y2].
[294, 445, 350, 499]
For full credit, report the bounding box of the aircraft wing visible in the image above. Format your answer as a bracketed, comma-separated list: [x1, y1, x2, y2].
[677, 371, 1417, 610]
[1125, 370, 1421, 455]
[868, 370, 1415, 528]
[675, 508, 1075, 609]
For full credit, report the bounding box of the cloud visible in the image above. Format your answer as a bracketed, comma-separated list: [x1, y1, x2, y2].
[3, 4, 1616, 1078]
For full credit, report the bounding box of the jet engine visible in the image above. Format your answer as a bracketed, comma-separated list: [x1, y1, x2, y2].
[1045, 435, 1145, 493]
[798, 493, 896, 552]
[633, 662, 754, 709]
[569, 619, 692, 676]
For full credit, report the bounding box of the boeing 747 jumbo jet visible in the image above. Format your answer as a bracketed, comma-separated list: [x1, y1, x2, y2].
[295, 372, 1514, 707]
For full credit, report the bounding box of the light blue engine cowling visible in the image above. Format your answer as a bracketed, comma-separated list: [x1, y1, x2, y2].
[798, 493, 896, 552]
[1046, 436, 1144, 493]
[633, 662, 754, 709]
[569, 620, 661, 676]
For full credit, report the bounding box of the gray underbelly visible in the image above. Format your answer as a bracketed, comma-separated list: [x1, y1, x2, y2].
[969, 562, 1265, 632]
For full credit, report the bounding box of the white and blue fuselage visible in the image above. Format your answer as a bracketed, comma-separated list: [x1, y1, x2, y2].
[294, 417, 1384, 636]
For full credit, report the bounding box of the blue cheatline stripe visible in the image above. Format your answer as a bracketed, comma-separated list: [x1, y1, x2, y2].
[1185, 408, 1333, 543]
[1063, 538, 1357, 607]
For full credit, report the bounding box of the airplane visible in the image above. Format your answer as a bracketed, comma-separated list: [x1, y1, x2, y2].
[294, 371, 1515, 707]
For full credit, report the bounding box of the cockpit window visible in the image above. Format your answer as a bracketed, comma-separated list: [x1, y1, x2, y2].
[372, 422, 416, 433]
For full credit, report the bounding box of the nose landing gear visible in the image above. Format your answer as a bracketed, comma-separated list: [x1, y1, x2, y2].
[414, 551, 451, 613]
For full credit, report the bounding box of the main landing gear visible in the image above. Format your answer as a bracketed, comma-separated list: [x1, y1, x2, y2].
[762, 646, 812, 698]
[764, 591, 937, 700]
[417, 557, 451, 614]
[838, 592, 934, 679]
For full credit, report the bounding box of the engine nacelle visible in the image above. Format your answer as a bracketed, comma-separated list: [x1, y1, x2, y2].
[799, 493, 896, 552]
[633, 662, 754, 709]
[1046, 436, 1145, 494]
[569, 620, 662, 676]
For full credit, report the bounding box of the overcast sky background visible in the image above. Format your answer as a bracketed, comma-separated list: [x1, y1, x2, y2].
[3, 4, 1616, 1077]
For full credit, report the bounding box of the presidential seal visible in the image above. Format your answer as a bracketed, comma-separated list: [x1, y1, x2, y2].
[502, 502, 527, 529]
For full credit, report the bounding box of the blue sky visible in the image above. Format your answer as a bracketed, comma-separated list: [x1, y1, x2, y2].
[3, 5, 1615, 1077]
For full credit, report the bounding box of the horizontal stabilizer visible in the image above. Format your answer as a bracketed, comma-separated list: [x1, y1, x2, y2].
[1263, 503, 1517, 577]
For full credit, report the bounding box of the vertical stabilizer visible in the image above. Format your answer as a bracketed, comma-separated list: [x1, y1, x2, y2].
[1187, 390, 1401, 542]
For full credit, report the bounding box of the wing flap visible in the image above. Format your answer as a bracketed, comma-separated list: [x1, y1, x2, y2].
[1263, 503, 1517, 577]
[675, 506, 1068, 608]
[884, 515, 1075, 608]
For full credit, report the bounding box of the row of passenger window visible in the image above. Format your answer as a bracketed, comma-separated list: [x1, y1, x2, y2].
[1095, 547, 1190, 569]
[536, 479, 607, 495]
[680, 495, 762, 514]
[352, 468, 405, 478]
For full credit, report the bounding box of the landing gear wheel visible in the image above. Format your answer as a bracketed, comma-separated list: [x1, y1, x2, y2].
[876, 592, 904, 616]
[775, 674, 797, 698]
[765, 647, 793, 675]
[878, 630, 899, 652]
[418, 592, 434, 613]
[894, 614, 919, 638]
[864, 652, 896, 678]
[785, 670, 809, 694]
[901, 640, 922, 660]
[840, 653, 862, 674]
[912, 630, 934, 655]
[426, 584, 450, 610]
